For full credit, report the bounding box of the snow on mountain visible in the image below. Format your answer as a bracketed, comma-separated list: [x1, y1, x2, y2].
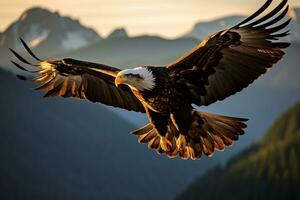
[0, 7, 102, 67]
[62, 31, 93, 50]
[22, 24, 49, 48]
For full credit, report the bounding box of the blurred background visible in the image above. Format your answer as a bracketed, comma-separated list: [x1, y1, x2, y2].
[0, 0, 299, 199]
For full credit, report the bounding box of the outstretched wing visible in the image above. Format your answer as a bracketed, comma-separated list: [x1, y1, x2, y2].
[10, 38, 145, 113]
[167, 0, 291, 106]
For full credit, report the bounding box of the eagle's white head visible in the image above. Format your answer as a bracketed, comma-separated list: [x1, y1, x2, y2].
[115, 67, 155, 91]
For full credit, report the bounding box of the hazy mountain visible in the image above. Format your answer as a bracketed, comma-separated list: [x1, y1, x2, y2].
[61, 35, 198, 69]
[0, 68, 219, 200]
[183, 7, 300, 42]
[177, 101, 300, 200]
[106, 28, 128, 39]
[0, 7, 101, 68]
[184, 15, 244, 40]
[289, 7, 300, 40]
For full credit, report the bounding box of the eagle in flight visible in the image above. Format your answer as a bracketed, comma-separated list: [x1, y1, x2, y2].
[11, 0, 291, 160]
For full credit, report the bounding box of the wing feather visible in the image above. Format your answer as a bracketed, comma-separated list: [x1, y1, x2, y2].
[11, 39, 145, 113]
[167, 0, 291, 106]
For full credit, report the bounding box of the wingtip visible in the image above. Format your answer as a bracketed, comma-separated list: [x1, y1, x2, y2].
[9, 48, 15, 56]
[19, 37, 42, 61]
[9, 47, 16, 54]
[16, 74, 27, 80]
[9, 47, 34, 65]
[235, 0, 273, 27]
[284, 42, 291, 48]
[11, 60, 29, 72]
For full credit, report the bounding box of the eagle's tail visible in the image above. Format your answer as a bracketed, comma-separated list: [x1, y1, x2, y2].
[186, 110, 248, 157]
[131, 110, 248, 160]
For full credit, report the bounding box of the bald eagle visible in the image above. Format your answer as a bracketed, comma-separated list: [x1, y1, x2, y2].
[11, 0, 291, 160]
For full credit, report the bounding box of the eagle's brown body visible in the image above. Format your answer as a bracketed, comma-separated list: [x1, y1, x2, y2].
[11, 0, 291, 160]
[133, 67, 186, 114]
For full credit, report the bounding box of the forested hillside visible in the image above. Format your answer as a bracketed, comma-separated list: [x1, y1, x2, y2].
[178, 101, 300, 200]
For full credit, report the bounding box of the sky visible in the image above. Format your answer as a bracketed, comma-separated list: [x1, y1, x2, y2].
[0, 0, 300, 38]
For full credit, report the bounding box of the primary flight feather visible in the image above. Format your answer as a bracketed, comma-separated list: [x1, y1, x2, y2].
[11, 0, 291, 160]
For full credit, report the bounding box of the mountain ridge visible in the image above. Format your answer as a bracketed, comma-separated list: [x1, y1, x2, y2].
[0, 7, 101, 68]
[106, 28, 128, 39]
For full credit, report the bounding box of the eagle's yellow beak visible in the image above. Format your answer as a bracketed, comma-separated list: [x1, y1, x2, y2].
[115, 74, 125, 87]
